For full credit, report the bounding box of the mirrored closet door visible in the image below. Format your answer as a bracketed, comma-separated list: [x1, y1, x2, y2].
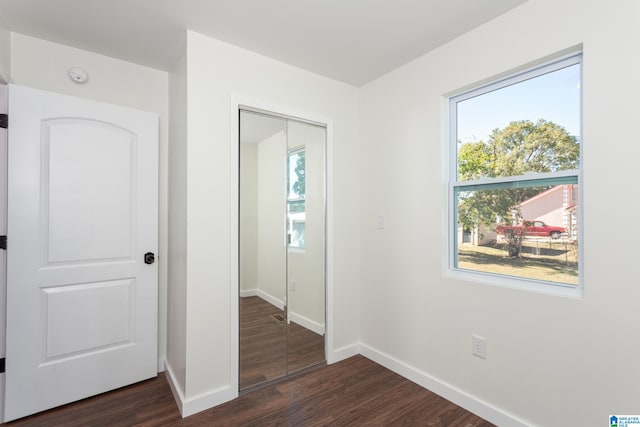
[239, 109, 326, 390]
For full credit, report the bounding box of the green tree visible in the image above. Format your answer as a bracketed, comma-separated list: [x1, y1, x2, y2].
[292, 150, 305, 196]
[457, 119, 579, 232]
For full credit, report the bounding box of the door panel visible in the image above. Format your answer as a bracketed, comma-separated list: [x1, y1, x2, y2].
[45, 118, 135, 263]
[286, 120, 326, 374]
[238, 110, 326, 390]
[42, 278, 134, 360]
[239, 110, 287, 389]
[4, 84, 158, 421]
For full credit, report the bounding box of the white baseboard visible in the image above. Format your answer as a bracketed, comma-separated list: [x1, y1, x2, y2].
[327, 343, 360, 365]
[181, 386, 236, 418]
[164, 360, 186, 415]
[164, 361, 236, 418]
[257, 290, 284, 311]
[253, 291, 324, 335]
[240, 289, 257, 297]
[359, 344, 528, 427]
[157, 358, 165, 373]
[289, 311, 324, 335]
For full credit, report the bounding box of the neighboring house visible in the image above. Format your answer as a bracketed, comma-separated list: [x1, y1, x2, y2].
[460, 184, 578, 245]
[518, 184, 578, 240]
[459, 223, 497, 246]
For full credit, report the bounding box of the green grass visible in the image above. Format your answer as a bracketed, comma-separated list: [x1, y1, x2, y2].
[458, 240, 578, 285]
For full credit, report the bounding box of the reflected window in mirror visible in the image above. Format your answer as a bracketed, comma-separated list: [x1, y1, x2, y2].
[288, 147, 306, 249]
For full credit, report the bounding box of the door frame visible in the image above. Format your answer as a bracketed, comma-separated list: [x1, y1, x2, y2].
[230, 95, 334, 397]
[0, 81, 7, 423]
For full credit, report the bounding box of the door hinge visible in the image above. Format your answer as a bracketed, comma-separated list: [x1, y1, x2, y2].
[0, 235, 6, 250]
[0, 358, 5, 373]
[0, 113, 6, 129]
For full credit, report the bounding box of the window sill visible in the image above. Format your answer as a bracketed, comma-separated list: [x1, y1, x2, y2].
[444, 268, 583, 299]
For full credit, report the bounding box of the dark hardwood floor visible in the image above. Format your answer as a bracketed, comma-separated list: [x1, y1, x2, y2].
[4, 355, 494, 426]
[240, 296, 325, 390]
[240, 295, 287, 388]
[287, 319, 324, 374]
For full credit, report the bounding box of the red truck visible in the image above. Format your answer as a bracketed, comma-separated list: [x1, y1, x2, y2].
[496, 220, 565, 239]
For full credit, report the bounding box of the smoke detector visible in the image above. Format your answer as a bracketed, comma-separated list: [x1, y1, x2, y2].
[68, 67, 89, 84]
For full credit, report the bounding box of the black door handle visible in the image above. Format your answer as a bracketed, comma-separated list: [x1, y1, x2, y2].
[144, 252, 155, 265]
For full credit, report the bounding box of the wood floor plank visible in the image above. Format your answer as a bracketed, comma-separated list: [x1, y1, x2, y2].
[240, 296, 325, 390]
[3, 355, 494, 426]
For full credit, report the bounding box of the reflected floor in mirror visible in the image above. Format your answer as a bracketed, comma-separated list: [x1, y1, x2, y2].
[240, 296, 325, 389]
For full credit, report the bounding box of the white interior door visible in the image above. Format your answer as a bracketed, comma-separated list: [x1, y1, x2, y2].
[4, 84, 158, 422]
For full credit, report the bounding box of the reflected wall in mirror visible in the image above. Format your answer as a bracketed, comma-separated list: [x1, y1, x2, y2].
[285, 120, 326, 374]
[239, 110, 326, 390]
[239, 111, 287, 389]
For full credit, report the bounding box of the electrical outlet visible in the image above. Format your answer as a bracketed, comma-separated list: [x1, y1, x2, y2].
[290, 279, 296, 292]
[472, 335, 487, 359]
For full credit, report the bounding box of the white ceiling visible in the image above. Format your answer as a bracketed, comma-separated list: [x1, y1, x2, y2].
[240, 111, 285, 145]
[0, 0, 526, 86]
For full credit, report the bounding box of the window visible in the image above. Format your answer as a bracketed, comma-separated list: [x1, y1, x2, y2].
[449, 54, 582, 290]
[287, 148, 305, 249]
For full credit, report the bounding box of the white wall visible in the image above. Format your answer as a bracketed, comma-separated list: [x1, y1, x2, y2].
[176, 29, 360, 411]
[359, 0, 640, 425]
[9, 33, 170, 372]
[239, 143, 258, 293]
[287, 121, 326, 332]
[166, 51, 188, 398]
[257, 132, 287, 305]
[0, 17, 10, 82]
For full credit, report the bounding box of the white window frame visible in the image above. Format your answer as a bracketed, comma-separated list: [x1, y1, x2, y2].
[447, 53, 583, 298]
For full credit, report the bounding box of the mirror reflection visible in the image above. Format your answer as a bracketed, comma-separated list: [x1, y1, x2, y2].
[239, 110, 326, 390]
